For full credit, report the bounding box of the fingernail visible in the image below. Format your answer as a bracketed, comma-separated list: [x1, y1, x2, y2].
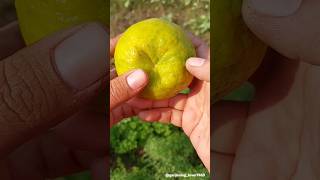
[247, 0, 302, 17]
[127, 69, 147, 89]
[187, 57, 205, 67]
[54, 23, 108, 90]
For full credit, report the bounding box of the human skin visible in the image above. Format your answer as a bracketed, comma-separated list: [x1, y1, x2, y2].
[110, 33, 211, 171]
[0, 21, 151, 179]
[0, 20, 209, 178]
[0, 22, 111, 180]
[213, 0, 320, 179]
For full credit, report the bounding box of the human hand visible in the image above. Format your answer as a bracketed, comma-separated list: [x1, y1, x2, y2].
[126, 33, 211, 171]
[0, 22, 109, 179]
[213, 0, 320, 179]
[109, 35, 149, 125]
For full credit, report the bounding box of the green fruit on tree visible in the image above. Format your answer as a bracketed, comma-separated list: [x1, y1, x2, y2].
[114, 18, 195, 100]
[15, 0, 108, 45]
[213, 0, 267, 102]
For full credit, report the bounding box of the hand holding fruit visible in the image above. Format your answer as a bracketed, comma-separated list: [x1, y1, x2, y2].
[110, 19, 210, 171]
[110, 18, 198, 124]
[127, 33, 211, 171]
[109, 35, 149, 125]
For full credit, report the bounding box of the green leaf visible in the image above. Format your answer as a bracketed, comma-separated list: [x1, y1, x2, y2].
[180, 88, 190, 94]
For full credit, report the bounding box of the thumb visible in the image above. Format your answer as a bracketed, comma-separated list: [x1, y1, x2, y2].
[110, 69, 148, 110]
[0, 23, 108, 156]
[186, 57, 210, 82]
[242, 0, 320, 64]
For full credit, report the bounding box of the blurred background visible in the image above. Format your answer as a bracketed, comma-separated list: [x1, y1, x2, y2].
[0, 0, 16, 26]
[1, 1, 94, 179]
[110, 0, 210, 43]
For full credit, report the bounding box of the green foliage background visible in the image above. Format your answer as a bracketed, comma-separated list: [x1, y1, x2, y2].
[110, 117, 209, 179]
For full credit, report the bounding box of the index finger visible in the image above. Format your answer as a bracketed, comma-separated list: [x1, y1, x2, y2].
[127, 94, 187, 111]
[186, 32, 210, 60]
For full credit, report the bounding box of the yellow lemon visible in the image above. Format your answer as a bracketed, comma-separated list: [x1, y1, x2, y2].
[213, 0, 267, 102]
[114, 18, 195, 100]
[15, 0, 108, 45]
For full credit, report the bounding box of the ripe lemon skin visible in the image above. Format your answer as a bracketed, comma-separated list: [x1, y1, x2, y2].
[213, 0, 267, 102]
[15, 0, 108, 45]
[114, 18, 195, 100]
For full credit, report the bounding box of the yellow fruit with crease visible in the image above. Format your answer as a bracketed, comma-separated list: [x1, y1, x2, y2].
[15, 0, 108, 45]
[114, 18, 195, 100]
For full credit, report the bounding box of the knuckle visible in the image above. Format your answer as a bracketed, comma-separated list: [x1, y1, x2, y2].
[0, 51, 59, 127]
[110, 77, 130, 107]
[0, 61, 34, 125]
